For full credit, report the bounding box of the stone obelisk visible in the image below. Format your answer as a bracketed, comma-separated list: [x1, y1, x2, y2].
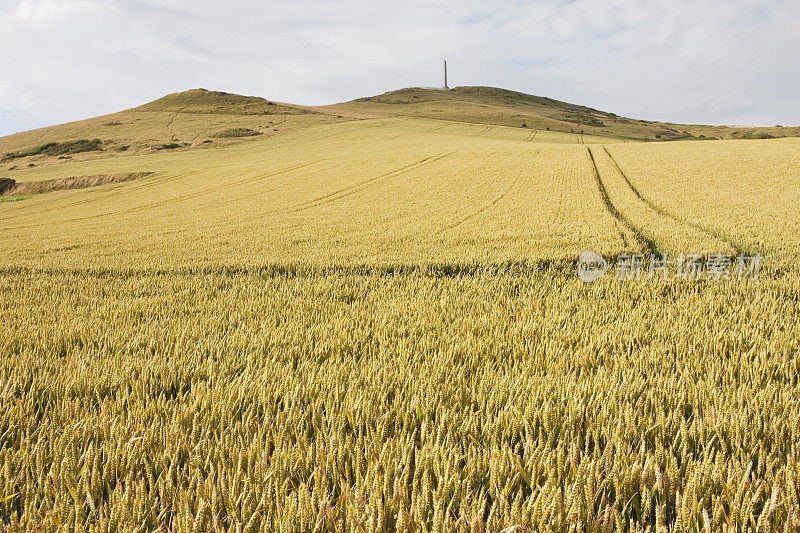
[443, 60, 449, 90]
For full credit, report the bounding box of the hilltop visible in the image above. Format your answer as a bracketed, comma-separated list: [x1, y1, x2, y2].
[135, 88, 312, 115]
[325, 86, 799, 141]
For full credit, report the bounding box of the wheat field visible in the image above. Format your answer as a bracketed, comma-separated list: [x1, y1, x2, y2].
[1, 115, 798, 531]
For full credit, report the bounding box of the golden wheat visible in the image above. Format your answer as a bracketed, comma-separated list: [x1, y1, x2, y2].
[0, 117, 797, 531]
[0, 269, 798, 531]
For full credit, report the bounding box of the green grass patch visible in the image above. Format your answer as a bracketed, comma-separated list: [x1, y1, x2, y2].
[558, 113, 606, 128]
[0, 194, 33, 203]
[671, 135, 719, 141]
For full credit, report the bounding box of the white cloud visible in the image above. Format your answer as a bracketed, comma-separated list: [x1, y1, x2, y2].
[0, 0, 799, 135]
[13, 0, 110, 24]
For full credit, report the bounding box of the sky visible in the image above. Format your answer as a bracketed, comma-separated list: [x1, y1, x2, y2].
[1, 0, 799, 136]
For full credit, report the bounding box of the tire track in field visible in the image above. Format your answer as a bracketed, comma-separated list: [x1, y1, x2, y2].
[587, 147, 658, 255]
[459, 125, 492, 137]
[3, 161, 322, 230]
[601, 147, 748, 255]
[127, 160, 323, 213]
[524, 131, 537, 142]
[200, 152, 457, 233]
[281, 152, 455, 215]
[203, 160, 324, 197]
[436, 149, 540, 236]
[2, 124, 427, 224]
[7, 116, 322, 220]
[128, 161, 319, 209]
[4, 129, 435, 227]
[427, 121, 453, 133]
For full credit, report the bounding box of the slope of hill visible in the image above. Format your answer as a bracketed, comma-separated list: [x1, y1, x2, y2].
[325, 86, 800, 141]
[0, 89, 346, 174]
[2, 85, 798, 177]
[1, 112, 798, 268]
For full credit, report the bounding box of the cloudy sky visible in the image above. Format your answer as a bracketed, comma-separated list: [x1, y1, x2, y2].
[1, 0, 799, 136]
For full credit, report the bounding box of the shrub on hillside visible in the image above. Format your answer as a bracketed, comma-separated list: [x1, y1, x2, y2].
[1, 139, 103, 162]
[559, 113, 606, 128]
[210, 128, 262, 138]
[741, 132, 774, 140]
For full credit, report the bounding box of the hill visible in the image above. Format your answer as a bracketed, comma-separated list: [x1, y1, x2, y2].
[0, 89, 345, 174]
[325, 86, 800, 141]
[2, 85, 798, 176]
[134, 88, 312, 115]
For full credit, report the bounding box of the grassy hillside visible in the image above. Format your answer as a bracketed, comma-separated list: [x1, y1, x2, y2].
[0, 89, 346, 175]
[327, 86, 800, 142]
[3, 85, 796, 178]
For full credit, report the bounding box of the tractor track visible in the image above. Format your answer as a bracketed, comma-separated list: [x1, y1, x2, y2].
[281, 152, 454, 215]
[601, 147, 746, 255]
[437, 150, 540, 236]
[587, 147, 659, 256]
[3, 161, 322, 230]
[0, 172, 180, 221]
